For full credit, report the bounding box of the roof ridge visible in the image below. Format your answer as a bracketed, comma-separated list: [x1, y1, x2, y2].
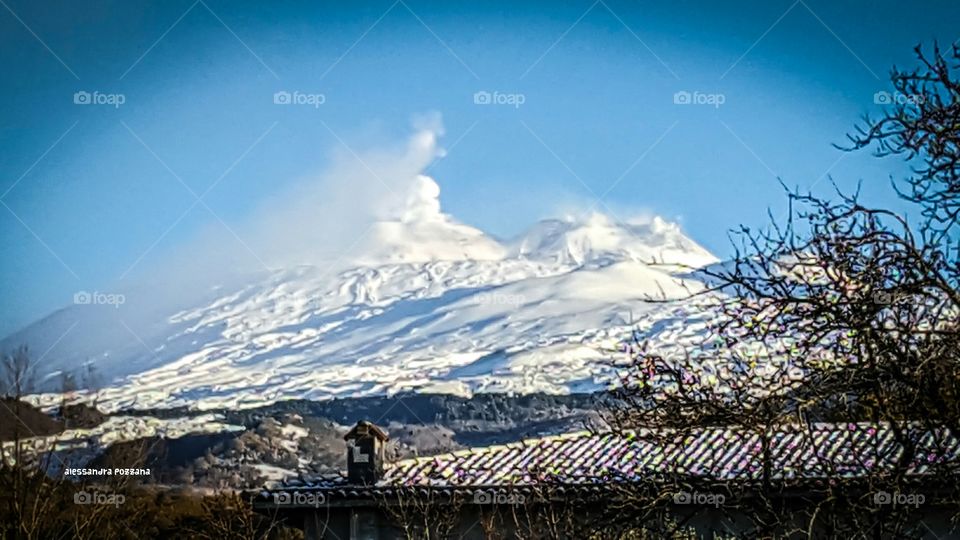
[383, 422, 950, 470]
[387, 430, 602, 470]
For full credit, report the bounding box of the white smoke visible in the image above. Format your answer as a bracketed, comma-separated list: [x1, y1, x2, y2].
[3, 116, 455, 392]
[144, 116, 448, 287]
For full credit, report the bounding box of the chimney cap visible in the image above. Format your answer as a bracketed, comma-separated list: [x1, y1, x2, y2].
[344, 420, 389, 442]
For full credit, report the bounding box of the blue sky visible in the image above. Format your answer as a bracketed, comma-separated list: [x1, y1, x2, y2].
[1, 0, 958, 336]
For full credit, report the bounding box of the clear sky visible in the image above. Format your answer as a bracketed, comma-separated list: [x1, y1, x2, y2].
[1, 0, 958, 336]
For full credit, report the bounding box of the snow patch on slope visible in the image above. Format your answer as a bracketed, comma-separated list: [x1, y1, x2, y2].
[4, 124, 722, 413]
[513, 213, 716, 269]
[16, 251, 717, 413]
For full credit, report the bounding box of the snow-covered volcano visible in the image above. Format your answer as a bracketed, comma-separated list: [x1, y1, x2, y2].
[4, 138, 720, 413]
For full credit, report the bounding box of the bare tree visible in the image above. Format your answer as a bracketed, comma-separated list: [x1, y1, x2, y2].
[1, 347, 102, 539]
[844, 43, 960, 241]
[376, 487, 466, 539]
[605, 43, 960, 539]
[189, 492, 294, 540]
[1, 346, 298, 539]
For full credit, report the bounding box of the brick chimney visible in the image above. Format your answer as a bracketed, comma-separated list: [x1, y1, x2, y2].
[343, 420, 389, 484]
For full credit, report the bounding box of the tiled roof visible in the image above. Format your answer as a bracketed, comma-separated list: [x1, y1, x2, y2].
[269, 423, 959, 500]
[378, 423, 959, 488]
